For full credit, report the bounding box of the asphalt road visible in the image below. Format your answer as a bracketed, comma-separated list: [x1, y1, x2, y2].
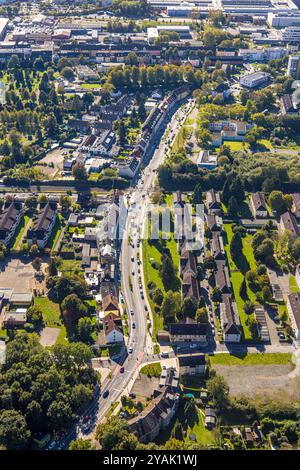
[50, 98, 194, 450]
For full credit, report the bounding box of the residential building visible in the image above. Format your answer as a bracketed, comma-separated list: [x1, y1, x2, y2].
[239, 47, 287, 62]
[128, 369, 180, 443]
[169, 323, 208, 345]
[220, 294, 241, 343]
[287, 292, 300, 340]
[281, 26, 300, 42]
[280, 94, 297, 114]
[0, 202, 23, 246]
[240, 71, 271, 89]
[197, 150, 217, 170]
[215, 262, 231, 294]
[250, 192, 268, 218]
[280, 211, 300, 237]
[206, 214, 223, 233]
[27, 203, 57, 248]
[103, 313, 124, 344]
[287, 55, 300, 79]
[3, 309, 27, 328]
[292, 193, 300, 218]
[268, 11, 300, 28]
[295, 264, 300, 290]
[206, 189, 221, 215]
[211, 234, 226, 262]
[178, 354, 207, 376]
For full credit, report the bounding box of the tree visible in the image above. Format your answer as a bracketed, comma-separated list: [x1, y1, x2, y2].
[248, 317, 259, 339]
[230, 231, 242, 259]
[160, 254, 175, 290]
[27, 305, 43, 325]
[47, 400, 74, 430]
[207, 376, 229, 408]
[211, 287, 222, 303]
[48, 257, 58, 276]
[192, 183, 202, 205]
[268, 191, 292, 215]
[61, 66, 75, 81]
[72, 162, 87, 181]
[243, 301, 254, 315]
[0, 410, 30, 450]
[228, 196, 238, 217]
[180, 297, 198, 319]
[32, 256, 41, 271]
[95, 417, 139, 450]
[59, 195, 72, 212]
[161, 291, 180, 324]
[69, 439, 96, 450]
[116, 120, 127, 146]
[196, 307, 209, 323]
[61, 294, 87, 325]
[77, 317, 93, 343]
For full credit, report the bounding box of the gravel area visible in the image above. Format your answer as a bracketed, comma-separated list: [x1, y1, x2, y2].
[213, 364, 294, 397]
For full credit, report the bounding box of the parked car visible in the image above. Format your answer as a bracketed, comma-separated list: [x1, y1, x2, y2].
[120, 367, 125, 373]
[129, 392, 136, 399]
[128, 347, 133, 353]
[103, 390, 109, 398]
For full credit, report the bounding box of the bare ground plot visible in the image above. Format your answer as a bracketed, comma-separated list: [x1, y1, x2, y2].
[39, 327, 60, 347]
[35, 148, 66, 178]
[213, 364, 300, 400]
[0, 257, 48, 293]
[131, 374, 160, 402]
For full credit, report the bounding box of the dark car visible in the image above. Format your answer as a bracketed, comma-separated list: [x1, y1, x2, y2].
[120, 367, 125, 373]
[129, 392, 136, 399]
[103, 390, 109, 398]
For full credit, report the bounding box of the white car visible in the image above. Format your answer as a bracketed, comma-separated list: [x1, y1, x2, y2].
[128, 347, 133, 353]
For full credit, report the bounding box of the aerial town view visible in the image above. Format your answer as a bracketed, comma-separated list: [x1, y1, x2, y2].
[1, 0, 300, 458]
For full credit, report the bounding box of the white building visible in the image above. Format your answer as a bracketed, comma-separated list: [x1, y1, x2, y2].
[268, 12, 300, 28]
[281, 26, 300, 42]
[287, 55, 300, 79]
[287, 292, 300, 341]
[240, 71, 271, 89]
[239, 47, 287, 62]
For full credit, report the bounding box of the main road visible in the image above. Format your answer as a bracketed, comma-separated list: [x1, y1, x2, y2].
[52, 97, 194, 449]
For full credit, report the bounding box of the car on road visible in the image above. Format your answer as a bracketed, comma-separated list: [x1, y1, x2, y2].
[103, 390, 109, 398]
[132, 322, 136, 329]
[278, 331, 285, 340]
[120, 367, 125, 373]
[128, 347, 133, 353]
[161, 352, 169, 358]
[144, 305, 148, 311]
[131, 271, 135, 276]
[130, 309, 134, 315]
[129, 392, 136, 399]
[131, 256, 134, 262]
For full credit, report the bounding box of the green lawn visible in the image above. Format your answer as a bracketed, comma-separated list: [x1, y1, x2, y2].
[184, 408, 218, 447]
[79, 83, 101, 89]
[47, 216, 62, 250]
[140, 362, 162, 377]
[12, 215, 30, 250]
[225, 141, 249, 152]
[35, 296, 62, 327]
[210, 352, 293, 366]
[289, 275, 299, 294]
[142, 209, 181, 339]
[223, 224, 257, 340]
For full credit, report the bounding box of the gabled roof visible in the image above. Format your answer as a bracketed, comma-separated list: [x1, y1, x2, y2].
[169, 323, 207, 336]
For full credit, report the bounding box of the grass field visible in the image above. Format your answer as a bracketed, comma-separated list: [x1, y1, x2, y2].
[223, 223, 257, 340]
[12, 215, 30, 250]
[142, 205, 181, 339]
[140, 362, 162, 377]
[289, 275, 299, 294]
[184, 408, 218, 447]
[210, 352, 293, 366]
[35, 296, 62, 327]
